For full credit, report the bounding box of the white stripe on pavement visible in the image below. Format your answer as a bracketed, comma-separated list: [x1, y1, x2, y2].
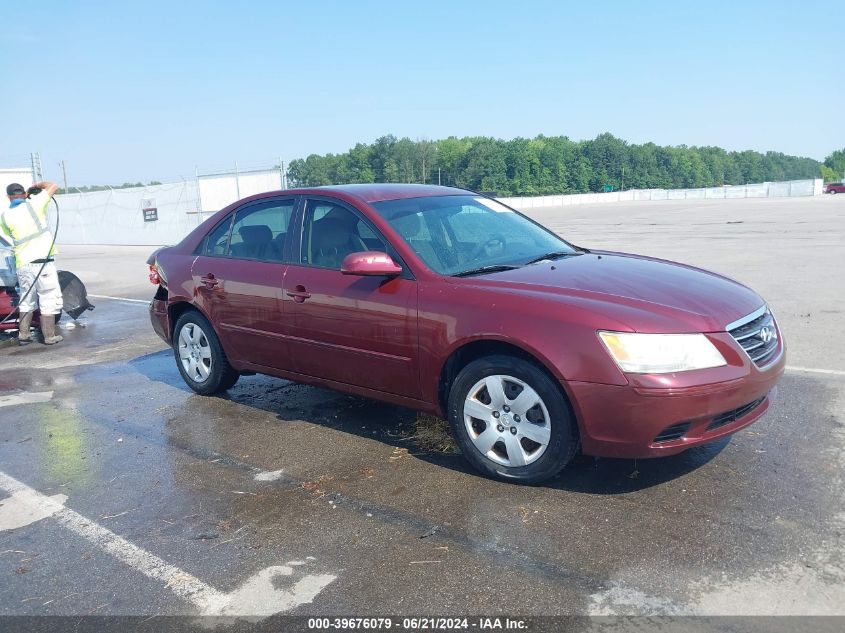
[786, 366, 845, 377]
[0, 391, 54, 408]
[88, 294, 150, 304]
[0, 490, 68, 531]
[0, 471, 336, 618]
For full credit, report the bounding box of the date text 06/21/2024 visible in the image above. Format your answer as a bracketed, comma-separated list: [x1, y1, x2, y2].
[306, 617, 528, 630]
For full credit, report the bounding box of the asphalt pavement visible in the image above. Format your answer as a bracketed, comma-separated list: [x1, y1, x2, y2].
[0, 195, 843, 628]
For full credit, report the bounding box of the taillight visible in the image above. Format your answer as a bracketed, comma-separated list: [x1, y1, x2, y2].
[149, 264, 160, 285]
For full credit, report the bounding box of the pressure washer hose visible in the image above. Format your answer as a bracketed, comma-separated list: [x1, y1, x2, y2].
[0, 195, 61, 327]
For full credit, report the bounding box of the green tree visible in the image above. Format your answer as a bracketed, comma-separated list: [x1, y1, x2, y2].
[824, 149, 845, 180]
[820, 165, 838, 182]
[462, 138, 508, 194]
[434, 136, 472, 186]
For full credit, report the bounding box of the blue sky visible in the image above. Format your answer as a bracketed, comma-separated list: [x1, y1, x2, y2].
[1, 0, 841, 185]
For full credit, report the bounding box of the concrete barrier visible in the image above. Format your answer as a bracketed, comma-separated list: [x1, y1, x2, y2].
[498, 178, 823, 209]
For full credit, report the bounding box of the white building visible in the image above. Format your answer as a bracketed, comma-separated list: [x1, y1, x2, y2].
[0, 168, 35, 196]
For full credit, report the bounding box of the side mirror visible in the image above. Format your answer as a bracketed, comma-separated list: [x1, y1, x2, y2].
[341, 251, 402, 277]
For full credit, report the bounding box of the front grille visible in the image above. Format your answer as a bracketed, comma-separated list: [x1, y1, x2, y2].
[727, 307, 779, 367]
[707, 396, 766, 431]
[653, 422, 691, 443]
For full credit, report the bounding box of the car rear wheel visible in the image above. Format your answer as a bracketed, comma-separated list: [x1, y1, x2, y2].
[447, 355, 577, 484]
[173, 311, 239, 395]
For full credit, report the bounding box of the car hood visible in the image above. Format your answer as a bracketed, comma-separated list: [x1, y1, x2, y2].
[460, 251, 765, 333]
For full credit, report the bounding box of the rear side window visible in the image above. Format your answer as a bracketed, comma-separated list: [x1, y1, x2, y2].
[201, 215, 233, 256]
[227, 200, 295, 262]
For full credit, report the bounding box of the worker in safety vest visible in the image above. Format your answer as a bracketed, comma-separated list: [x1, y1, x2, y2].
[1, 181, 63, 345]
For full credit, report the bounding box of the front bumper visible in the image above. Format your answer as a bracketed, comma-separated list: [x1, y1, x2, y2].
[568, 334, 786, 458]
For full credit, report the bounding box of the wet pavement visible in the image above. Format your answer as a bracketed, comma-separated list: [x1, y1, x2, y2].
[1, 196, 844, 623]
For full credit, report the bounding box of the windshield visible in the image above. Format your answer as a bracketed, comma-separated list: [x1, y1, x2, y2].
[371, 195, 577, 275]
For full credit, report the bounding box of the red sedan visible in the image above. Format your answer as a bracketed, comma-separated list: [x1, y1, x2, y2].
[148, 185, 785, 483]
[825, 183, 845, 194]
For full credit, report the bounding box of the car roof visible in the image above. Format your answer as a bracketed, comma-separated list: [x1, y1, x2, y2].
[288, 183, 473, 203]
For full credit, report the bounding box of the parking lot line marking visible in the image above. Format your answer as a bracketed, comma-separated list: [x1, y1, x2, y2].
[0, 490, 68, 531]
[786, 366, 845, 377]
[87, 294, 150, 304]
[0, 391, 54, 408]
[0, 471, 336, 618]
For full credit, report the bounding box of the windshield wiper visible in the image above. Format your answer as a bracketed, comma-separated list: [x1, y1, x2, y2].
[524, 251, 578, 265]
[452, 264, 521, 278]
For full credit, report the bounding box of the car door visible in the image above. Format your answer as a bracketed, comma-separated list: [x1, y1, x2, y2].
[192, 197, 298, 371]
[282, 197, 420, 398]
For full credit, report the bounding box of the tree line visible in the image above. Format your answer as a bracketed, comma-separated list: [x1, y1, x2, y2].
[287, 133, 840, 195]
[57, 181, 163, 195]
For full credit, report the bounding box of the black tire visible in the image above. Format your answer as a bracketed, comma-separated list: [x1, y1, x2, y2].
[447, 355, 578, 484]
[172, 311, 239, 395]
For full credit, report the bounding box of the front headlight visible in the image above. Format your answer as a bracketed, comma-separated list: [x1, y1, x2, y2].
[598, 331, 726, 374]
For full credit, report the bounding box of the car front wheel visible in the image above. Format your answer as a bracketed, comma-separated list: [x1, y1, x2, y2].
[173, 311, 239, 395]
[447, 355, 578, 484]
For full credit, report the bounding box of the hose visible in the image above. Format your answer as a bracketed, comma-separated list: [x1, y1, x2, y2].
[0, 195, 61, 326]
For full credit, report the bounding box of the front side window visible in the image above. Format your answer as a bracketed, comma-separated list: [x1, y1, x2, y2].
[301, 201, 386, 269]
[227, 200, 295, 262]
[372, 195, 578, 275]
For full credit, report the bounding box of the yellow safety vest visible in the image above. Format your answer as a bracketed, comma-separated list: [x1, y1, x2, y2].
[0, 191, 57, 266]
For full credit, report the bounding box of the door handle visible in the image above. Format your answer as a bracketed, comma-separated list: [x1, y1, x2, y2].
[286, 284, 311, 303]
[200, 274, 219, 288]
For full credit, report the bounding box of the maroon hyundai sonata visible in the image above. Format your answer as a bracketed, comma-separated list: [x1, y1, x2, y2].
[148, 184, 785, 483]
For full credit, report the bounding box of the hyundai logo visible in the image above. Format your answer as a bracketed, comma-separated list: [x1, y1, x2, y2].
[759, 326, 776, 344]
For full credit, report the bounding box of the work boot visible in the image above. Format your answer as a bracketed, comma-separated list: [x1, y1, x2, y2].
[16, 312, 33, 345]
[40, 316, 63, 345]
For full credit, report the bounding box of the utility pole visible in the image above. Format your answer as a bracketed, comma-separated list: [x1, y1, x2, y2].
[30, 152, 43, 182]
[438, 168, 441, 186]
[621, 166, 625, 192]
[60, 160, 68, 192]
